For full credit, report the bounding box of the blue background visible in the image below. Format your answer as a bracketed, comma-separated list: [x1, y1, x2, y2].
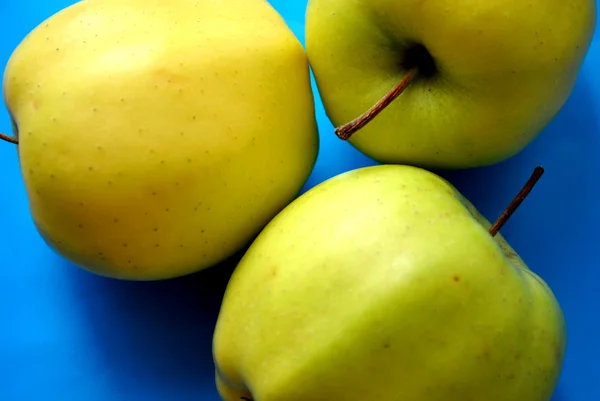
[1, 1, 598, 400]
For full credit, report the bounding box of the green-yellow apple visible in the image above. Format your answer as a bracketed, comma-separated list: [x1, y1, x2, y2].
[212, 164, 565, 401]
[2, 0, 319, 280]
[305, 0, 596, 169]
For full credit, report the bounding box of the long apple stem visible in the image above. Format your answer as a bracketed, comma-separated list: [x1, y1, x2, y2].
[334, 67, 418, 140]
[0, 132, 18, 145]
[489, 166, 544, 237]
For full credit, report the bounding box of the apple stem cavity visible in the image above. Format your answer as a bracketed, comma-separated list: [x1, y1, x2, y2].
[0, 132, 18, 145]
[489, 166, 545, 237]
[334, 67, 418, 140]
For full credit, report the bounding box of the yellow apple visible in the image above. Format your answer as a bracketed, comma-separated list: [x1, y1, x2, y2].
[2, 0, 319, 280]
[213, 164, 565, 401]
[306, 0, 596, 169]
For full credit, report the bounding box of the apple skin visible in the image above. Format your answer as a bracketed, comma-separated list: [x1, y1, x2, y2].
[2, 0, 319, 280]
[305, 0, 596, 169]
[212, 164, 566, 401]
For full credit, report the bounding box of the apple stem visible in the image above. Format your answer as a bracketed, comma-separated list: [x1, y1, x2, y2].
[488, 166, 544, 237]
[0, 132, 18, 145]
[334, 67, 418, 140]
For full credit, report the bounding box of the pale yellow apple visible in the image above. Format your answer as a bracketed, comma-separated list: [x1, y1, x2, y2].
[213, 165, 566, 401]
[2, 0, 319, 280]
[306, 0, 596, 169]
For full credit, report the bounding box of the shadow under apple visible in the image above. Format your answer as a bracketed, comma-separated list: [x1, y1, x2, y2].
[551, 385, 570, 401]
[62, 247, 245, 400]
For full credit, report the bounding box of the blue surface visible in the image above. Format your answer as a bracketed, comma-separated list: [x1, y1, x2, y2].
[1, 1, 598, 400]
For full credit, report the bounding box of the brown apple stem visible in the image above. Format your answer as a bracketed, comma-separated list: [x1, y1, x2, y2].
[0, 132, 18, 145]
[489, 166, 544, 237]
[334, 67, 418, 140]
